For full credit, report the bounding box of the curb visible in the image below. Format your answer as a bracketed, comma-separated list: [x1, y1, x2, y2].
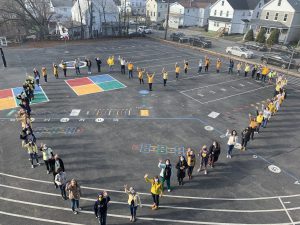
[149, 36, 300, 78]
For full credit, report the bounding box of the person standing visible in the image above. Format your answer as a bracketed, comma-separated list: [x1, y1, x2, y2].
[236, 62, 242, 76]
[256, 66, 261, 80]
[66, 179, 82, 214]
[53, 154, 65, 188]
[41, 67, 47, 82]
[55, 168, 67, 200]
[241, 128, 251, 151]
[61, 60, 67, 77]
[216, 58, 222, 73]
[39, 143, 54, 174]
[158, 159, 172, 192]
[144, 174, 162, 210]
[262, 104, 271, 128]
[184, 60, 189, 74]
[33, 68, 40, 86]
[248, 114, 257, 140]
[186, 148, 196, 180]
[198, 59, 203, 73]
[147, 72, 155, 91]
[118, 56, 126, 74]
[162, 68, 168, 87]
[261, 66, 269, 82]
[198, 145, 209, 175]
[204, 56, 210, 72]
[74, 59, 80, 75]
[22, 140, 40, 168]
[228, 59, 234, 74]
[208, 141, 221, 168]
[94, 191, 110, 225]
[95, 57, 102, 73]
[244, 63, 251, 77]
[137, 67, 145, 84]
[251, 64, 257, 79]
[176, 155, 188, 185]
[128, 62, 134, 79]
[86, 58, 92, 75]
[175, 63, 180, 81]
[255, 107, 264, 133]
[124, 185, 142, 222]
[225, 129, 238, 159]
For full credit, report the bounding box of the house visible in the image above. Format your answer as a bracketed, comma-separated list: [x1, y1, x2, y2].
[208, 0, 266, 34]
[146, 0, 176, 23]
[250, 0, 300, 44]
[120, 0, 147, 15]
[72, 0, 119, 38]
[49, 0, 73, 22]
[169, 0, 216, 29]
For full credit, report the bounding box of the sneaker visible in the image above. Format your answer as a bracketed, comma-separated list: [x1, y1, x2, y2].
[31, 165, 34, 168]
[229, 155, 232, 159]
[76, 208, 82, 211]
[47, 170, 50, 174]
[37, 163, 40, 166]
[204, 170, 207, 175]
[226, 154, 229, 158]
[73, 210, 78, 215]
[197, 168, 201, 172]
[167, 189, 171, 192]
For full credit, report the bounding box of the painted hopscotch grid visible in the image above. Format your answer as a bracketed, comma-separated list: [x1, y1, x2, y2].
[0, 86, 49, 111]
[132, 144, 185, 155]
[65, 74, 127, 96]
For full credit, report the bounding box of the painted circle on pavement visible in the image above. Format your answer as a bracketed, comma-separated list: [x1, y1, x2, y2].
[204, 126, 214, 131]
[60, 118, 70, 123]
[139, 90, 149, 95]
[268, 165, 281, 174]
[59, 61, 87, 69]
[95, 118, 104, 123]
[253, 155, 258, 159]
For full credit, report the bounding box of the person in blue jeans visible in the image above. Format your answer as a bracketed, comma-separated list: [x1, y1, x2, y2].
[124, 185, 142, 222]
[225, 129, 238, 159]
[158, 159, 172, 192]
[94, 191, 110, 225]
[66, 179, 81, 214]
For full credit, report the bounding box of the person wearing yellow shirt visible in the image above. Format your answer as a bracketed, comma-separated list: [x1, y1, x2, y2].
[216, 58, 222, 73]
[244, 64, 251, 77]
[147, 72, 155, 91]
[236, 62, 242, 75]
[274, 81, 282, 96]
[261, 66, 269, 82]
[255, 107, 264, 133]
[22, 141, 40, 168]
[53, 63, 59, 79]
[107, 56, 115, 71]
[41, 67, 47, 82]
[184, 60, 189, 74]
[137, 67, 145, 84]
[61, 60, 67, 77]
[248, 114, 257, 140]
[204, 56, 210, 72]
[124, 185, 142, 222]
[128, 62, 134, 79]
[162, 68, 168, 86]
[144, 174, 162, 210]
[268, 101, 276, 115]
[175, 63, 180, 81]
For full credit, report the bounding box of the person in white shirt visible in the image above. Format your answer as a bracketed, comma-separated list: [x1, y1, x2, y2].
[198, 59, 203, 73]
[225, 129, 238, 158]
[55, 168, 67, 200]
[119, 56, 126, 74]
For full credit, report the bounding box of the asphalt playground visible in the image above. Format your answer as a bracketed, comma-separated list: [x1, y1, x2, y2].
[0, 38, 300, 225]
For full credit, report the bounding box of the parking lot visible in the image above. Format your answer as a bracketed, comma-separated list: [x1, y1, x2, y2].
[0, 38, 300, 225]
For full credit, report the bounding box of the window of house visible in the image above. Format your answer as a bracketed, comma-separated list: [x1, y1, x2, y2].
[278, 0, 282, 6]
[187, 9, 190, 13]
[274, 13, 279, 20]
[151, 12, 152, 16]
[220, 10, 223, 16]
[256, 12, 259, 18]
[154, 12, 156, 16]
[226, 11, 229, 17]
[242, 12, 245, 16]
[160, 5, 162, 8]
[214, 10, 217, 16]
[266, 12, 269, 20]
[259, 3, 261, 8]
[283, 14, 288, 21]
[158, 12, 160, 17]
[221, 1, 224, 6]
[63, 8, 67, 12]
[248, 11, 251, 16]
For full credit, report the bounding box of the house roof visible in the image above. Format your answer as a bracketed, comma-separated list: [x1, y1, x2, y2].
[251, 18, 288, 28]
[51, 0, 73, 8]
[226, 0, 262, 10]
[287, 0, 300, 11]
[177, 0, 217, 8]
[208, 16, 232, 22]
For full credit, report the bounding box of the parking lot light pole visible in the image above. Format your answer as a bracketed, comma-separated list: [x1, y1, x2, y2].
[0, 48, 7, 68]
[164, 0, 170, 40]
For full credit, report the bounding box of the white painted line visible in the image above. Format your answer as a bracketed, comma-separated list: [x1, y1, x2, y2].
[60, 118, 69, 123]
[86, 111, 89, 115]
[39, 86, 50, 102]
[239, 84, 245, 87]
[0, 210, 85, 225]
[70, 109, 81, 116]
[208, 111, 220, 119]
[278, 197, 295, 225]
[220, 88, 226, 92]
[231, 86, 238, 90]
[11, 88, 18, 108]
[180, 78, 244, 93]
[198, 93, 204, 97]
[209, 90, 216, 94]
[180, 92, 204, 104]
[1, 172, 300, 201]
[0, 197, 294, 225]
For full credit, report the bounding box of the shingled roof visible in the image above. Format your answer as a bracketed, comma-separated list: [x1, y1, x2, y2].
[177, 0, 217, 8]
[226, 0, 262, 10]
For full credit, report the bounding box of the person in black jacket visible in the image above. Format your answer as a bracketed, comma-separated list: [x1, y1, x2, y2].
[52, 154, 65, 188]
[176, 155, 188, 186]
[208, 141, 221, 168]
[241, 128, 251, 151]
[94, 191, 110, 225]
[95, 57, 102, 73]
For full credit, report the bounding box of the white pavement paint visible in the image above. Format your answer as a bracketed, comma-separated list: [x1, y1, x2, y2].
[268, 165, 281, 174]
[60, 118, 69, 123]
[208, 111, 220, 119]
[70, 109, 81, 117]
[0, 210, 85, 225]
[1, 172, 300, 201]
[0, 197, 296, 225]
[278, 198, 295, 225]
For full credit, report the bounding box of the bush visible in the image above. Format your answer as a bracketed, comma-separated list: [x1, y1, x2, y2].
[267, 29, 280, 46]
[244, 29, 254, 41]
[256, 28, 266, 43]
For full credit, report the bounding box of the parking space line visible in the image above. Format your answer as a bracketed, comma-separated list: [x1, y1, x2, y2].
[278, 197, 295, 225]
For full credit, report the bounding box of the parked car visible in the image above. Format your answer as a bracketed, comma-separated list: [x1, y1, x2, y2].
[243, 41, 267, 51]
[128, 31, 145, 37]
[270, 44, 299, 58]
[137, 26, 152, 34]
[170, 32, 185, 41]
[226, 46, 254, 58]
[189, 36, 212, 48]
[261, 53, 300, 71]
[178, 35, 190, 43]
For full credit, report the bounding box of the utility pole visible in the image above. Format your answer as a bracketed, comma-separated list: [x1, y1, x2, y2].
[164, 0, 171, 40]
[124, 0, 127, 35]
[0, 48, 7, 67]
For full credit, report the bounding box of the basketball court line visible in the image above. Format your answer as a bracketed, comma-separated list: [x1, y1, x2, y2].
[0, 197, 296, 225]
[279, 197, 296, 225]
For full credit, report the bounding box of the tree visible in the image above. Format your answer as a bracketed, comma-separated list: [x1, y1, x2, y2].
[267, 29, 280, 46]
[77, 0, 84, 39]
[244, 29, 254, 42]
[256, 28, 266, 43]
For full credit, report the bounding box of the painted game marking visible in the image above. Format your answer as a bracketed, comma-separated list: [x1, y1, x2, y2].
[268, 165, 281, 174]
[132, 144, 185, 155]
[70, 109, 81, 116]
[60, 118, 69, 123]
[204, 126, 214, 131]
[95, 118, 104, 123]
[208, 111, 220, 119]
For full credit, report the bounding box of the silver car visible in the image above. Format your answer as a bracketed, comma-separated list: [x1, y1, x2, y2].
[226, 46, 254, 59]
